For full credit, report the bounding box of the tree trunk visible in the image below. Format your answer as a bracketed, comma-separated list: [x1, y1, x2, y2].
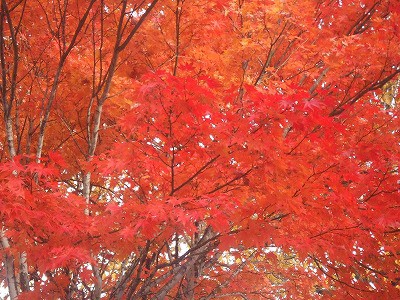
[1, 230, 18, 299]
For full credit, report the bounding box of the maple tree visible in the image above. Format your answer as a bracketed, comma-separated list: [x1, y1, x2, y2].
[0, 0, 399, 299]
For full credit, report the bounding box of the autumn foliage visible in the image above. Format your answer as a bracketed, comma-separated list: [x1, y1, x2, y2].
[0, 0, 399, 299]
